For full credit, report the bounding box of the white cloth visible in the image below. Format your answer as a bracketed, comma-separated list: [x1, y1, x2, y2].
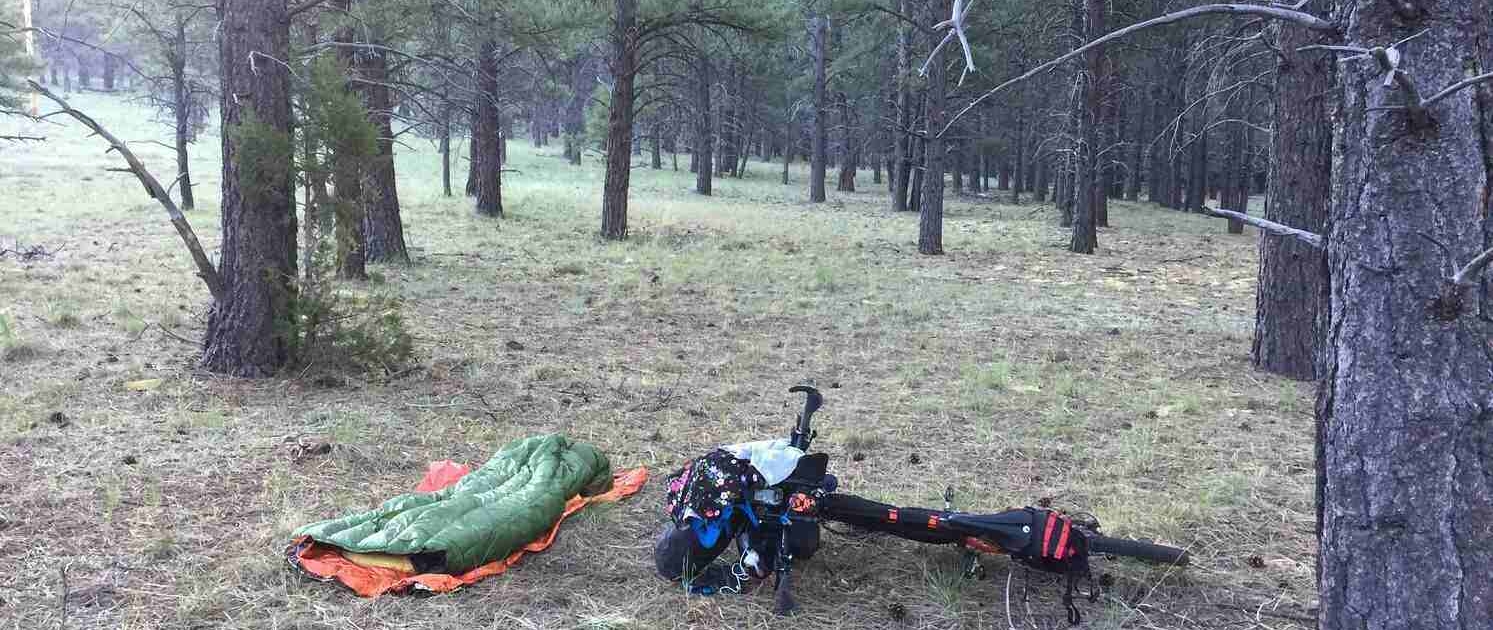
[720, 439, 805, 486]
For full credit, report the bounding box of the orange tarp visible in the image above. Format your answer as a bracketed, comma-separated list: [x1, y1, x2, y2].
[288, 464, 649, 597]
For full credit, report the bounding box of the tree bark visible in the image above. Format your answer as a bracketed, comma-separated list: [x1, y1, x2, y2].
[1253, 2, 1330, 381]
[359, 48, 408, 264]
[1147, 88, 1166, 204]
[202, 0, 296, 377]
[808, 13, 829, 203]
[951, 145, 963, 194]
[1011, 122, 1023, 205]
[332, 133, 366, 280]
[440, 104, 452, 197]
[1319, 3, 1493, 628]
[650, 123, 662, 169]
[1125, 85, 1144, 201]
[171, 12, 195, 211]
[1068, 0, 1103, 254]
[908, 133, 923, 213]
[694, 21, 713, 195]
[474, 40, 504, 217]
[465, 120, 479, 197]
[1184, 120, 1207, 211]
[600, 0, 637, 240]
[1224, 120, 1247, 234]
[1035, 156, 1049, 202]
[1095, 59, 1113, 227]
[836, 90, 857, 192]
[892, 0, 913, 212]
[564, 52, 589, 165]
[917, 0, 947, 255]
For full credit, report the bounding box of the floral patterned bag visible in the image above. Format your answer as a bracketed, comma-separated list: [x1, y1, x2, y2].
[664, 449, 763, 524]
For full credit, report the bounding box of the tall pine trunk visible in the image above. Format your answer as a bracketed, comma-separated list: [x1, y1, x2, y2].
[600, 0, 637, 240]
[168, 12, 196, 211]
[917, 0, 947, 255]
[808, 13, 829, 203]
[1068, 0, 1103, 254]
[360, 48, 407, 264]
[836, 91, 857, 192]
[1125, 86, 1144, 201]
[693, 20, 713, 195]
[440, 104, 452, 197]
[1253, 3, 1330, 381]
[474, 40, 504, 217]
[202, 0, 296, 377]
[330, 3, 367, 279]
[1319, 3, 1493, 628]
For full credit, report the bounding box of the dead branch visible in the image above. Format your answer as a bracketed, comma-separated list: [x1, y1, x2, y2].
[0, 239, 65, 261]
[1451, 246, 1493, 288]
[1369, 46, 1431, 127]
[287, 0, 330, 18]
[1423, 71, 1493, 108]
[0, 134, 45, 142]
[1201, 206, 1325, 248]
[27, 81, 224, 302]
[157, 323, 195, 345]
[940, 3, 1335, 136]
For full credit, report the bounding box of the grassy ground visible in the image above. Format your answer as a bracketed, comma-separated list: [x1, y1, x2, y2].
[1, 93, 1316, 629]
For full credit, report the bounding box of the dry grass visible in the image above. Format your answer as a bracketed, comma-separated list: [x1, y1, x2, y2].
[1, 93, 1315, 629]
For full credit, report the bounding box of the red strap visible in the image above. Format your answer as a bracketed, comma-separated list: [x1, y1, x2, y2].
[1054, 518, 1072, 560]
[888, 509, 898, 523]
[1041, 511, 1057, 558]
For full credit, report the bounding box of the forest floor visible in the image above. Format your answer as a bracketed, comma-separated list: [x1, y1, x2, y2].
[1, 92, 1316, 630]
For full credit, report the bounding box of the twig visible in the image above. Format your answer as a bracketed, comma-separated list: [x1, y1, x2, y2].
[60, 565, 68, 627]
[26, 81, 224, 302]
[471, 392, 502, 422]
[1296, 44, 1368, 56]
[1200, 206, 1325, 248]
[156, 323, 195, 345]
[628, 375, 682, 412]
[1423, 71, 1493, 108]
[1211, 602, 1318, 624]
[940, 3, 1335, 136]
[1450, 246, 1493, 288]
[287, 0, 329, 18]
[0, 134, 45, 142]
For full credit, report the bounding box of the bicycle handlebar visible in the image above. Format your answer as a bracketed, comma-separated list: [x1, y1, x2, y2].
[788, 385, 822, 451]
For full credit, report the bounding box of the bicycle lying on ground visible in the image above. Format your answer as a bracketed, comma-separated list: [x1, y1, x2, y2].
[750, 385, 1191, 622]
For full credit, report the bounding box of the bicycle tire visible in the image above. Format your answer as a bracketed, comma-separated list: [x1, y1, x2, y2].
[1088, 536, 1191, 566]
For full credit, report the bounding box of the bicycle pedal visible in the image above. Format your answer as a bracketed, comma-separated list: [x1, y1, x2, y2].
[959, 552, 985, 580]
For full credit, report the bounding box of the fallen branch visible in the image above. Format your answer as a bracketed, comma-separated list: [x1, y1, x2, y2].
[940, 3, 1335, 136]
[0, 240, 64, 261]
[27, 80, 224, 302]
[1201, 206, 1325, 249]
[156, 323, 195, 345]
[0, 134, 45, 142]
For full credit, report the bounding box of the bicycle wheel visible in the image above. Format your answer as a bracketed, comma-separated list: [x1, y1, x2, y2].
[1088, 536, 1191, 565]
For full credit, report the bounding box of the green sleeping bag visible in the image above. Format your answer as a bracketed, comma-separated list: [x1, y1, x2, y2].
[294, 434, 614, 574]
